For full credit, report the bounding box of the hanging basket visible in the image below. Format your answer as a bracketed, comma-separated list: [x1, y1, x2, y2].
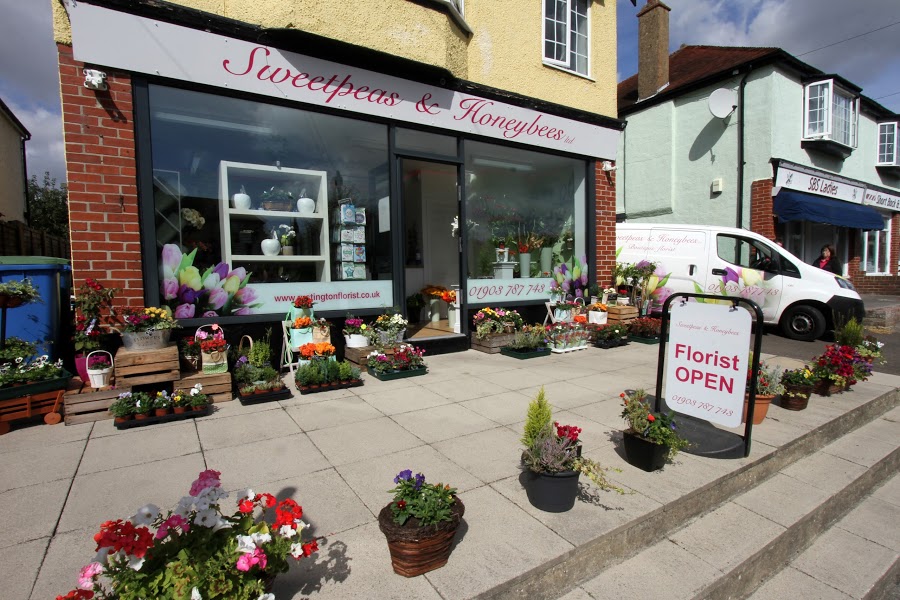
[196, 325, 228, 374]
[378, 497, 464, 577]
[85, 350, 113, 388]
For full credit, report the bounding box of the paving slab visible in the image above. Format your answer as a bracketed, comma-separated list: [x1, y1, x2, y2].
[518, 380, 601, 411]
[433, 426, 525, 484]
[750, 566, 854, 600]
[0, 438, 85, 493]
[420, 376, 509, 402]
[196, 407, 302, 450]
[821, 427, 898, 467]
[3, 537, 49, 600]
[460, 390, 536, 426]
[836, 495, 900, 552]
[872, 472, 900, 507]
[484, 367, 563, 391]
[0, 420, 92, 454]
[781, 450, 868, 495]
[29, 527, 98, 600]
[306, 417, 423, 467]
[284, 395, 383, 431]
[207, 433, 331, 489]
[0, 478, 71, 550]
[356, 383, 454, 416]
[392, 403, 499, 443]
[77, 419, 200, 474]
[733, 472, 831, 527]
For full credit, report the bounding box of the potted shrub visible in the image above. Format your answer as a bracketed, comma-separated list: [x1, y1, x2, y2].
[55, 469, 318, 600]
[743, 361, 785, 424]
[343, 315, 369, 348]
[109, 392, 136, 424]
[120, 306, 178, 351]
[620, 389, 689, 472]
[628, 317, 662, 343]
[780, 367, 817, 411]
[153, 390, 173, 417]
[132, 392, 153, 420]
[0, 278, 41, 309]
[500, 325, 549, 359]
[85, 350, 113, 388]
[189, 383, 210, 412]
[520, 387, 623, 512]
[405, 293, 426, 323]
[378, 470, 463, 577]
[366, 344, 426, 381]
[294, 359, 362, 394]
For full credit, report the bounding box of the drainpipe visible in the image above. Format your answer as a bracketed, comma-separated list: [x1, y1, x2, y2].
[20, 134, 31, 224]
[736, 67, 752, 229]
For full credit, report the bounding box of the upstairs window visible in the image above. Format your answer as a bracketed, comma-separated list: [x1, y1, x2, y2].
[862, 216, 891, 275]
[543, 0, 590, 77]
[877, 122, 898, 166]
[803, 79, 858, 149]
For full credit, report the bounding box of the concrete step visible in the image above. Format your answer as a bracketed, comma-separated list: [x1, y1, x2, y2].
[748, 472, 900, 600]
[475, 387, 900, 600]
[547, 407, 900, 600]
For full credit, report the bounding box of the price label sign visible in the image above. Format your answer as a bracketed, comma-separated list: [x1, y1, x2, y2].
[664, 301, 750, 427]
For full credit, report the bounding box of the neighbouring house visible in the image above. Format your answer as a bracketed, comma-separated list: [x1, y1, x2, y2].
[0, 97, 31, 224]
[617, 0, 900, 294]
[53, 0, 623, 348]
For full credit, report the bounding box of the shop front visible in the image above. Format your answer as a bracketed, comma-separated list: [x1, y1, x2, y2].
[61, 2, 622, 345]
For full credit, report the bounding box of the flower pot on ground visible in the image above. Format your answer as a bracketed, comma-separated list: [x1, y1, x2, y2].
[109, 391, 136, 422]
[196, 324, 228, 374]
[780, 367, 816, 411]
[741, 359, 785, 424]
[742, 394, 775, 425]
[378, 470, 463, 577]
[811, 344, 870, 395]
[500, 325, 549, 359]
[520, 387, 622, 512]
[620, 389, 689, 472]
[54, 469, 319, 600]
[295, 359, 363, 394]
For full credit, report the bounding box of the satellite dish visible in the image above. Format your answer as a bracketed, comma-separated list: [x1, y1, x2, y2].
[709, 88, 737, 119]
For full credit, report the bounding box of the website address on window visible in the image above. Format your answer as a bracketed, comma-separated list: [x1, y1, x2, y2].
[273, 291, 381, 303]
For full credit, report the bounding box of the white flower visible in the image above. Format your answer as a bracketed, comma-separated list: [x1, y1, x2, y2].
[279, 524, 297, 538]
[290, 542, 305, 559]
[211, 516, 232, 532]
[130, 503, 160, 526]
[295, 519, 308, 531]
[239, 488, 255, 502]
[174, 496, 194, 519]
[191, 588, 203, 600]
[194, 495, 211, 511]
[127, 553, 145, 571]
[257, 595, 275, 600]
[194, 508, 218, 527]
[236, 535, 257, 554]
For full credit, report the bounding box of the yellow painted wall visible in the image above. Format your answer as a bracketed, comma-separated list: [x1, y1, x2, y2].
[0, 113, 26, 223]
[53, 0, 616, 117]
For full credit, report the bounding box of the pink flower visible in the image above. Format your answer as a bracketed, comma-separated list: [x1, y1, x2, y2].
[234, 307, 253, 316]
[161, 278, 179, 301]
[174, 303, 196, 319]
[207, 287, 228, 310]
[155, 514, 190, 540]
[227, 267, 247, 282]
[189, 469, 222, 496]
[236, 548, 267, 572]
[78, 562, 103, 589]
[202, 310, 218, 317]
[235, 286, 258, 304]
[160, 244, 183, 279]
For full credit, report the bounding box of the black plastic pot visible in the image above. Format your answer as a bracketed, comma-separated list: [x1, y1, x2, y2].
[523, 469, 581, 512]
[623, 431, 668, 472]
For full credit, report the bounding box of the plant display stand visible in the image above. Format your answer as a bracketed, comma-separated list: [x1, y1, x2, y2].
[115, 404, 212, 429]
[471, 333, 515, 354]
[296, 379, 364, 395]
[607, 305, 638, 325]
[0, 388, 65, 434]
[367, 367, 427, 381]
[174, 371, 233, 404]
[114, 344, 180, 386]
[237, 386, 293, 406]
[64, 377, 130, 425]
[499, 347, 550, 360]
[344, 344, 376, 367]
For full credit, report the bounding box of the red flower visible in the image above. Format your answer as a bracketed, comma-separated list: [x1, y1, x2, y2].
[300, 540, 318, 557]
[647, 414, 656, 422]
[93, 519, 154, 559]
[255, 493, 277, 508]
[397, 500, 407, 510]
[57, 590, 94, 600]
[238, 499, 255, 514]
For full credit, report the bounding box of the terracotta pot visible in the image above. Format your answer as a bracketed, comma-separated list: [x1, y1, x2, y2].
[742, 394, 775, 424]
[135, 412, 151, 421]
[114, 415, 133, 424]
[378, 497, 464, 577]
[154, 408, 171, 417]
[780, 384, 813, 411]
[192, 404, 208, 412]
[173, 406, 188, 414]
[623, 431, 669, 472]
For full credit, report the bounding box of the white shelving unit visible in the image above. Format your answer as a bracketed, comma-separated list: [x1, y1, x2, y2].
[218, 161, 331, 282]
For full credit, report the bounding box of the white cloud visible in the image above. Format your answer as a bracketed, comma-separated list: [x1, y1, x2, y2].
[8, 100, 67, 184]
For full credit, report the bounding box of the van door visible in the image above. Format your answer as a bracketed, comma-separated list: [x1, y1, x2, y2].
[645, 227, 709, 309]
[708, 233, 784, 322]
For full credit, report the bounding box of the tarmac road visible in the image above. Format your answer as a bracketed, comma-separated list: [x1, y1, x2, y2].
[758, 324, 899, 376]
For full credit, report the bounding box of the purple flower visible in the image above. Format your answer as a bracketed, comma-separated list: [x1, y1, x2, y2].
[234, 307, 253, 316]
[174, 303, 196, 319]
[413, 473, 425, 490]
[161, 277, 179, 301]
[550, 280, 558, 291]
[559, 264, 568, 274]
[722, 267, 740, 285]
[394, 469, 412, 484]
[235, 286, 258, 304]
[575, 288, 583, 298]
[178, 284, 203, 305]
[213, 262, 230, 280]
[228, 267, 248, 282]
[202, 310, 218, 317]
[636, 259, 651, 269]
[207, 287, 228, 310]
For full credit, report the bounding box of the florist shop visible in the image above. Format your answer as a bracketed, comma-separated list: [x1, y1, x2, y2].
[58, 1, 622, 349]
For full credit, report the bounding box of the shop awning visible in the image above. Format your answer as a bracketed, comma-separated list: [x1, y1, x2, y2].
[773, 189, 885, 230]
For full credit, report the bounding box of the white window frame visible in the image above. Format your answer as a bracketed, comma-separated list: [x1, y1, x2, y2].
[862, 215, 892, 275]
[877, 121, 898, 166]
[542, 0, 591, 77]
[802, 79, 858, 148]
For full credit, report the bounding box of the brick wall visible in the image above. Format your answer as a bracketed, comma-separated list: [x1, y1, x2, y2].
[749, 178, 775, 241]
[58, 43, 144, 309]
[848, 212, 900, 295]
[595, 163, 616, 286]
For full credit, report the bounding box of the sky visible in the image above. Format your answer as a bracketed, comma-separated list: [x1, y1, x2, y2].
[1, 0, 899, 185]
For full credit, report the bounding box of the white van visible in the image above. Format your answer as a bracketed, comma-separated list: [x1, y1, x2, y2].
[615, 223, 864, 341]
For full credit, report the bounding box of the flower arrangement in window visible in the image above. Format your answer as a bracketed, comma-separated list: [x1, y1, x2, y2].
[440, 290, 457, 305]
[55, 469, 317, 600]
[550, 255, 589, 300]
[181, 207, 206, 230]
[298, 342, 336, 360]
[277, 224, 296, 247]
[160, 245, 261, 318]
[367, 344, 426, 374]
[121, 307, 178, 333]
[293, 295, 315, 309]
[472, 307, 524, 339]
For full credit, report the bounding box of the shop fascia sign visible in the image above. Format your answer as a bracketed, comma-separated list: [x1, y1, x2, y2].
[864, 189, 900, 212]
[67, 2, 618, 159]
[774, 165, 864, 204]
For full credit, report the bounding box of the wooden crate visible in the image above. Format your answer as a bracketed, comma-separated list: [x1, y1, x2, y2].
[344, 345, 375, 367]
[607, 306, 638, 324]
[173, 371, 233, 404]
[471, 332, 515, 354]
[64, 377, 130, 425]
[0, 388, 65, 434]
[115, 344, 180, 386]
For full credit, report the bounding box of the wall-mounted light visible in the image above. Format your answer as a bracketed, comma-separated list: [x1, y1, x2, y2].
[83, 69, 108, 91]
[601, 161, 617, 172]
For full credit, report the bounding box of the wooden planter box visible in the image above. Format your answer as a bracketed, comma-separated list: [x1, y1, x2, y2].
[237, 387, 293, 405]
[115, 344, 180, 386]
[607, 306, 638, 324]
[296, 379, 364, 395]
[0, 388, 66, 434]
[499, 347, 551, 360]
[471, 333, 515, 354]
[174, 371, 232, 404]
[64, 377, 131, 425]
[367, 367, 427, 381]
[0, 369, 72, 401]
[115, 404, 212, 429]
[344, 345, 376, 367]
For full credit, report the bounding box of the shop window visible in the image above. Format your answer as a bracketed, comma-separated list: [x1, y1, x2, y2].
[877, 122, 899, 168]
[802, 79, 858, 158]
[464, 141, 586, 304]
[862, 216, 891, 275]
[147, 85, 392, 316]
[543, 0, 590, 77]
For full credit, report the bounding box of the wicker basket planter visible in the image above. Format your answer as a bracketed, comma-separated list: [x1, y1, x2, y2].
[780, 384, 814, 411]
[378, 497, 464, 577]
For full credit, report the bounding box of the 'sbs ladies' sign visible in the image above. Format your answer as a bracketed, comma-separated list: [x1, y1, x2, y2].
[67, 2, 619, 160]
[664, 301, 750, 428]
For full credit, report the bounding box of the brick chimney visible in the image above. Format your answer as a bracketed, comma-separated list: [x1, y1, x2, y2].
[637, 0, 671, 101]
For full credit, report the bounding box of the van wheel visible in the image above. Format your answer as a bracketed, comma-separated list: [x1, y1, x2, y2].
[780, 305, 826, 341]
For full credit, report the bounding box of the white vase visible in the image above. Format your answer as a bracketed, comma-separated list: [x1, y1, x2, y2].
[540, 247, 553, 275]
[448, 306, 457, 331]
[429, 298, 441, 322]
[232, 193, 251, 210]
[297, 197, 316, 214]
[344, 333, 368, 348]
[519, 252, 531, 278]
[261, 238, 281, 256]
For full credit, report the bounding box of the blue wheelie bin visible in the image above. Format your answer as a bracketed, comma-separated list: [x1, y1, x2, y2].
[0, 257, 72, 360]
